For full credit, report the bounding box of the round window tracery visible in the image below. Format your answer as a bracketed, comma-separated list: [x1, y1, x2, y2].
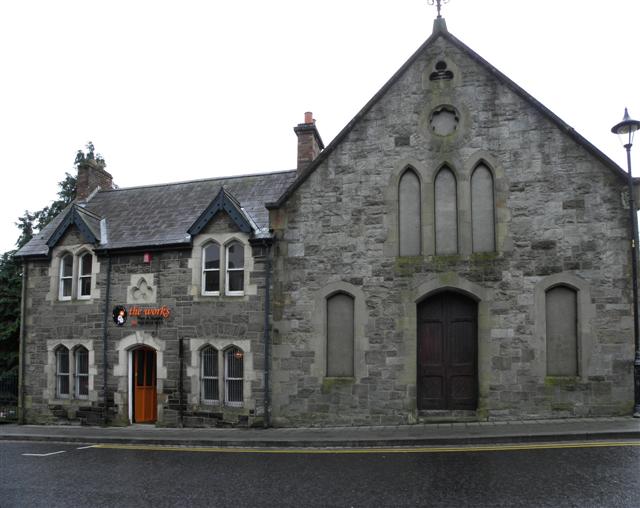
[429, 105, 460, 136]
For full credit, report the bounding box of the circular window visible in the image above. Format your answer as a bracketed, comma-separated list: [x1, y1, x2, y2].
[429, 105, 460, 136]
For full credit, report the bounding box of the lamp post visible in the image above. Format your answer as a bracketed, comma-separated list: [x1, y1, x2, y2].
[611, 108, 640, 418]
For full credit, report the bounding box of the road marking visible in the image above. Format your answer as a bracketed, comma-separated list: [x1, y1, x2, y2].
[92, 440, 640, 454]
[22, 450, 67, 457]
[76, 445, 97, 450]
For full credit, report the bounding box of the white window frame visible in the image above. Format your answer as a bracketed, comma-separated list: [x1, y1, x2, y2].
[56, 346, 70, 398]
[201, 242, 221, 296]
[225, 241, 245, 297]
[77, 252, 93, 300]
[59, 253, 73, 301]
[201, 346, 220, 404]
[224, 347, 244, 407]
[74, 346, 89, 399]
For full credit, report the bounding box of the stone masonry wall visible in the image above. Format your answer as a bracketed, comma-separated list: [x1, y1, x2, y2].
[269, 35, 635, 426]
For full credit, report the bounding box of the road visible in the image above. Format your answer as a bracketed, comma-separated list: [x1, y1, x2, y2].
[1, 440, 639, 507]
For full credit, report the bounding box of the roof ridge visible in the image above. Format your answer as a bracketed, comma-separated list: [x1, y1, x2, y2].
[99, 169, 296, 193]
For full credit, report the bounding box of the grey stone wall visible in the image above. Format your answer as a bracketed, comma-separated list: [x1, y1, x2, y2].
[22, 218, 268, 427]
[269, 35, 635, 426]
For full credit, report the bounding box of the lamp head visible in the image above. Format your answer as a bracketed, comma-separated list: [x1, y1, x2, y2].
[611, 108, 640, 147]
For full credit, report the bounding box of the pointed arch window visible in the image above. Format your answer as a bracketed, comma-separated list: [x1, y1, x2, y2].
[546, 285, 578, 376]
[202, 242, 220, 295]
[74, 346, 89, 398]
[226, 242, 245, 296]
[56, 346, 70, 398]
[471, 164, 495, 252]
[201, 346, 219, 404]
[434, 167, 458, 254]
[326, 292, 355, 377]
[398, 169, 421, 256]
[224, 347, 244, 406]
[78, 253, 93, 299]
[59, 254, 73, 300]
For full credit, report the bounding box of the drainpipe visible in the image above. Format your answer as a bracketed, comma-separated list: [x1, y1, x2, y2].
[263, 240, 273, 428]
[101, 254, 112, 425]
[178, 338, 184, 427]
[18, 260, 28, 424]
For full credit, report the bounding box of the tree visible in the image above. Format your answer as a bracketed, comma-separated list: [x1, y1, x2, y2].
[0, 143, 101, 377]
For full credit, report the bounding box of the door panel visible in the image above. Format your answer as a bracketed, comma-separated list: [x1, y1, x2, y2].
[133, 348, 157, 423]
[417, 292, 477, 410]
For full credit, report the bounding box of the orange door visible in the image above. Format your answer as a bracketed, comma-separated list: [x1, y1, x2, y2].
[133, 348, 157, 423]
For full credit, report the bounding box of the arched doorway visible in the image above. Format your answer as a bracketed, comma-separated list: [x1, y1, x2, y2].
[417, 291, 478, 410]
[131, 346, 157, 423]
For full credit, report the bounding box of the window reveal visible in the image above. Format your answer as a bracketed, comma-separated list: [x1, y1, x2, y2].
[226, 242, 245, 295]
[75, 346, 89, 398]
[56, 346, 70, 397]
[59, 254, 73, 300]
[202, 243, 220, 295]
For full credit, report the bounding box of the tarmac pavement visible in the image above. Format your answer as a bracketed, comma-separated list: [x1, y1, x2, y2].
[1, 416, 640, 448]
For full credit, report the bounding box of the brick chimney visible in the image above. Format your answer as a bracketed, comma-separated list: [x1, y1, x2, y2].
[294, 111, 324, 174]
[76, 159, 113, 201]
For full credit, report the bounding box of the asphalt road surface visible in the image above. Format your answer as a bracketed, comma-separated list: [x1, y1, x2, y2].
[1, 440, 639, 507]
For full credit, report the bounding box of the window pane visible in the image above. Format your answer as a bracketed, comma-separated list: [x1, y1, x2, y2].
[204, 244, 220, 270]
[59, 375, 69, 396]
[145, 350, 154, 386]
[202, 347, 218, 377]
[78, 376, 88, 397]
[227, 380, 243, 402]
[227, 243, 244, 269]
[228, 271, 244, 292]
[80, 276, 91, 296]
[435, 168, 458, 254]
[76, 348, 88, 374]
[62, 255, 73, 277]
[58, 348, 69, 373]
[471, 164, 495, 252]
[203, 378, 218, 401]
[546, 286, 578, 376]
[204, 270, 220, 293]
[327, 293, 355, 377]
[62, 278, 72, 298]
[136, 351, 145, 386]
[399, 169, 421, 256]
[80, 254, 92, 276]
[226, 348, 244, 378]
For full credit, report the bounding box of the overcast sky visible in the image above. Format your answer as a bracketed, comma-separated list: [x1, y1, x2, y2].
[1, 0, 639, 254]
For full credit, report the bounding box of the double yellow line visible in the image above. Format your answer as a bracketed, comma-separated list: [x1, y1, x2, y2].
[91, 440, 640, 454]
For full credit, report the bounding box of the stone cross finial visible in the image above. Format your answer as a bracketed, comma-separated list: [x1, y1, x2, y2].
[427, 0, 449, 18]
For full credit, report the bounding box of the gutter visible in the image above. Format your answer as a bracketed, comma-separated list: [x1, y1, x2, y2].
[18, 260, 28, 424]
[101, 254, 112, 424]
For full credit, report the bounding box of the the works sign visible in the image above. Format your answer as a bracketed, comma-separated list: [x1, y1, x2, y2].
[113, 305, 172, 326]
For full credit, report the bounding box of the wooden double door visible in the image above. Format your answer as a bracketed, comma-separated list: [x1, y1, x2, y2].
[417, 291, 478, 410]
[132, 347, 157, 423]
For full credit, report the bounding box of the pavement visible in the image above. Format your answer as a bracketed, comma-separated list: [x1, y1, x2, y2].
[1, 417, 640, 448]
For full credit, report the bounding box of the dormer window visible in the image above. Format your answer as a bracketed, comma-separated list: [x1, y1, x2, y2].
[59, 254, 73, 301]
[78, 253, 93, 299]
[202, 243, 221, 295]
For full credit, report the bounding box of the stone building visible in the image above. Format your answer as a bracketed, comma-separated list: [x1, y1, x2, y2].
[16, 18, 637, 427]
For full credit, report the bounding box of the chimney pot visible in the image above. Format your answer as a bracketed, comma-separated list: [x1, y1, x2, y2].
[304, 111, 313, 124]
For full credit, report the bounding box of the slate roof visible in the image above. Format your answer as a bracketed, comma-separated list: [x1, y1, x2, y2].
[17, 170, 296, 258]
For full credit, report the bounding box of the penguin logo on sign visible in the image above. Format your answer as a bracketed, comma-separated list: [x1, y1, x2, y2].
[112, 305, 127, 326]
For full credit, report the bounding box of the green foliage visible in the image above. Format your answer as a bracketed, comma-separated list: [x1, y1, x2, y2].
[0, 144, 101, 375]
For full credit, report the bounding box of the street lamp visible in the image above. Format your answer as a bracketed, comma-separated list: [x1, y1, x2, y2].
[611, 108, 640, 418]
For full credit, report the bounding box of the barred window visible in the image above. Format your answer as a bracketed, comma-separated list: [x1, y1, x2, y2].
[202, 243, 221, 295]
[78, 253, 93, 299]
[59, 254, 73, 300]
[201, 346, 219, 404]
[56, 346, 70, 398]
[226, 242, 245, 295]
[224, 347, 244, 406]
[75, 346, 89, 398]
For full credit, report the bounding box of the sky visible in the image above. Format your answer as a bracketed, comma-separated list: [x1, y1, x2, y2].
[1, 0, 639, 255]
